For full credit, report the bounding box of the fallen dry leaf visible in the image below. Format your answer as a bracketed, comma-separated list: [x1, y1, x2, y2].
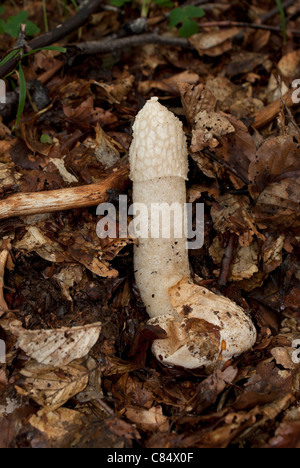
[28, 407, 85, 444]
[124, 406, 169, 432]
[138, 70, 199, 96]
[8, 320, 102, 366]
[16, 361, 89, 411]
[190, 28, 240, 57]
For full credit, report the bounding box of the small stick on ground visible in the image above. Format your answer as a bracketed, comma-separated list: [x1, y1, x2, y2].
[0, 239, 12, 317]
[0, 166, 129, 221]
[218, 233, 238, 288]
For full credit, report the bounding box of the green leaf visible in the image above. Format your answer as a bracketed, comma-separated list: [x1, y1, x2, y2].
[169, 5, 205, 37]
[40, 134, 53, 144]
[0, 6, 5, 16]
[23, 46, 67, 58]
[2, 11, 40, 38]
[4, 11, 29, 37]
[169, 7, 184, 28]
[13, 63, 26, 131]
[184, 5, 206, 18]
[24, 19, 40, 37]
[275, 0, 287, 42]
[178, 19, 199, 38]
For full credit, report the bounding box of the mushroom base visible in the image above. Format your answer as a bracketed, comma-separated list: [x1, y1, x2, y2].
[148, 279, 257, 369]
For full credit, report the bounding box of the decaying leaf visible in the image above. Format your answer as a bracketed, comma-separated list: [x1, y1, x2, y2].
[17, 361, 89, 411]
[191, 111, 235, 151]
[210, 194, 264, 246]
[94, 124, 120, 170]
[28, 407, 85, 444]
[189, 28, 240, 57]
[209, 236, 259, 281]
[179, 82, 216, 127]
[14, 226, 72, 263]
[138, 70, 199, 95]
[8, 320, 102, 366]
[124, 406, 169, 432]
[54, 265, 84, 302]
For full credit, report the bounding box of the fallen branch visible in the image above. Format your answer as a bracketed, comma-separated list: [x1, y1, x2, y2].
[0, 166, 129, 221]
[196, 20, 300, 35]
[0, 0, 104, 79]
[73, 34, 191, 55]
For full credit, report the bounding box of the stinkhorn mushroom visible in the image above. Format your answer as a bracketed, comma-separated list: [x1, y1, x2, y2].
[129, 97, 256, 370]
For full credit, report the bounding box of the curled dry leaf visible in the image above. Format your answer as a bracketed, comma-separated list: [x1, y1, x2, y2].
[191, 111, 235, 152]
[29, 408, 85, 444]
[189, 28, 240, 57]
[94, 70, 134, 104]
[16, 361, 89, 411]
[14, 226, 72, 263]
[248, 136, 300, 199]
[209, 236, 259, 281]
[278, 50, 300, 79]
[94, 124, 120, 170]
[49, 158, 78, 184]
[214, 114, 256, 188]
[124, 406, 169, 432]
[0, 162, 21, 195]
[210, 194, 264, 246]
[179, 82, 216, 128]
[8, 320, 102, 366]
[54, 265, 84, 302]
[254, 177, 300, 232]
[138, 70, 199, 96]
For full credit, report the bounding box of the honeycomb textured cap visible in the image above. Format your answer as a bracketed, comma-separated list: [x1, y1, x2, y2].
[129, 97, 188, 182]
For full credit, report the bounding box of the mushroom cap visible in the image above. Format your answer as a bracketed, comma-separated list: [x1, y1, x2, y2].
[148, 279, 257, 369]
[129, 97, 188, 182]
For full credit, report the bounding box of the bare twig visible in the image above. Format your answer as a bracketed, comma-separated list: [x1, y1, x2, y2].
[0, 166, 129, 221]
[260, 0, 295, 23]
[196, 20, 300, 34]
[74, 34, 190, 55]
[0, 0, 104, 79]
[218, 233, 238, 288]
[0, 240, 11, 316]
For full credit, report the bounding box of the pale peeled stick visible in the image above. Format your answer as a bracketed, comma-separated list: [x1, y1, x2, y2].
[129, 97, 256, 369]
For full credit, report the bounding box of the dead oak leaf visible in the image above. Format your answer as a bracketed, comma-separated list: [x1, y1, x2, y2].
[248, 136, 300, 199]
[28, 407, 85, 445]
[189, 28, 240, 57]
[179, 82, 216, 128]
[254, 177, 300, 232]
[8, 320, 102, 366]
[16, 361, 89, 411]
[124, 406, 169, 432]
[191, 110, 235, 152]
[210, 194, 264, 246]
[63, 97, 117, 130]
[138, 70, 199, 96]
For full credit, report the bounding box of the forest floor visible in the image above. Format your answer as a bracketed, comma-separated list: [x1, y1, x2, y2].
[0, 0, 299, 448]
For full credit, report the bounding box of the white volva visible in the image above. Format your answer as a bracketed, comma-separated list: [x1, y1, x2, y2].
[129, 97, 256, 370]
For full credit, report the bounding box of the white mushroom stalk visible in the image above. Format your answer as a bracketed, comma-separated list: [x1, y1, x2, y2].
[129, 97, 256, 370]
